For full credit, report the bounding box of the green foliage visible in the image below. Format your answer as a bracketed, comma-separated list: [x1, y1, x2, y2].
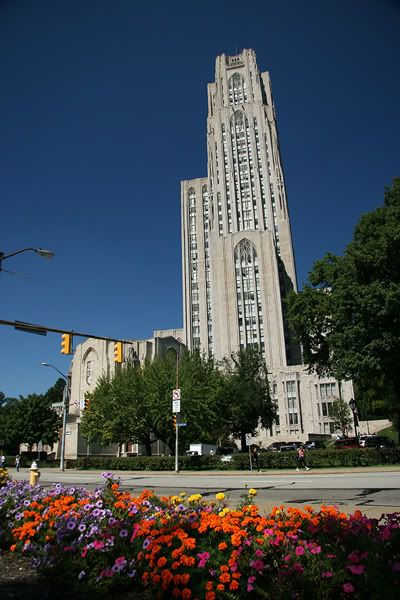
[222, 346, 274, 450]
[287, 178, 400, 435]
[69, 448, 400, 471]
[0, 391, 61, 452]
[329, 397, 353, 436]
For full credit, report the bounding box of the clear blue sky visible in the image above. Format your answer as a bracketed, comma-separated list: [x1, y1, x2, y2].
[1, 0, 399, 398]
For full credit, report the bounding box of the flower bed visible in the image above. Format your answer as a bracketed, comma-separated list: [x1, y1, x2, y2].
[0, 473, 399, 598]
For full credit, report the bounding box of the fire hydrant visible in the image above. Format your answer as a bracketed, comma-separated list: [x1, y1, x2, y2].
[29, 460, 40, 486]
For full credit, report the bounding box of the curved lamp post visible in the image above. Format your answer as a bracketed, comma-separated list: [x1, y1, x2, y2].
[42, 362, 69, 471]
[0, 247, 55, 272]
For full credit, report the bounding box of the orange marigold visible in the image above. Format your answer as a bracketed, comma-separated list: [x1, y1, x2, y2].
[219, 573, 231, 584]
[216, 584, 225, 592]
[230, 580, 240, 591]
[182, 589, 192, 599]
[218, 542, 227, 551]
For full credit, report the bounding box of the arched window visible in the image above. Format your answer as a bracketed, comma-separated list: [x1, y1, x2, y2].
[228, 73, 247, 105]
[234, 239, 264, 354]
[188, 188, 200, 349]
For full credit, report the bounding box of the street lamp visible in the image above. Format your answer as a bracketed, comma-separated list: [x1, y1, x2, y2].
[349, 398, 359, 438]
[42, 362, 69, 472]
[0, 247, 55, 272]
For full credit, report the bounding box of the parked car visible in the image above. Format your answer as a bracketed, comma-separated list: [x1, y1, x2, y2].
[361, 436, 394, 449]
[305, 440, 326, 450]
[278, 444, 297, 452]
[334, 437, 359, 449]
[217, 446, 239, 463]
[265, 442, 287, 452]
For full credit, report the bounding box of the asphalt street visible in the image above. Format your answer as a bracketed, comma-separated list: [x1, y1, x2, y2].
[10, 467, 400, 517]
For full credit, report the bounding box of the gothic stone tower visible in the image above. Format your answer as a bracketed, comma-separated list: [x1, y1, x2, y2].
[182, 49, 301, 369]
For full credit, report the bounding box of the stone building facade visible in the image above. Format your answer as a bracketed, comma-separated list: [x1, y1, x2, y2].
[181, 49, 355, 445]
[62, 330, 184, 459]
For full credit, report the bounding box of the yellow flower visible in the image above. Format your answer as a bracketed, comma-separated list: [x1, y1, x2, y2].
[219, 507, 230, 516]
[275, 509, 281, 515]
[170, 495, 180, 504]
[188, 493, 202, 502]
[216, 492, 225, 501]
[248, 488, 257, 496]
[180, 492, 186, 498]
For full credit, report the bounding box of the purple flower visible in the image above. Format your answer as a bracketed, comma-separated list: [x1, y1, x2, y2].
[92, 509, 101, 517]
[67, 519, 76, 530]
[142, 538, 151, 549]
[83, 504, 93, 511]
[78, 571, 85, 580]
[127, 570, 136, 578]
[119, 529, 128, 538]
[96, 500, 103, 508]
[78, 523, 86, 532]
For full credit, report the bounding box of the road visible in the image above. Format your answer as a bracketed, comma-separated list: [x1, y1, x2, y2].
[10, 467, 400, 517]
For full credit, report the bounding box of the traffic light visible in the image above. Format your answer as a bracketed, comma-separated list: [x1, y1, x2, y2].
[173, 414, 177, 430]
[114, 341, 123, 363]
[61, 333, 72, 355]
[84, 398, 91, 411]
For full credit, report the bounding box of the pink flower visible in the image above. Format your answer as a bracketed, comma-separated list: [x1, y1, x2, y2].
[310, 546, 321, 555]
[230, 562, 238, 572]
[343, 582, 355, 594]
[115, 556, 126, 566]
[295, 546, 305, 556]
[283, 554, 291, 562]
[250, 559, 264, 571]
[255, 549, 264, 557]
[347, 564, 366, 575]
[247, 575, 256, 592]
[93, 540, 105, 550]
[327, 554, 336, 559]
[197, 551, 210, 568]
[347, 551, 360, 564]
[322, 571, 333, 578]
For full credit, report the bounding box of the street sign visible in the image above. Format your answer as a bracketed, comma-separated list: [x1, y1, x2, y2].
[172, 399, 181, 413]
[177, 422, 187, 427]
[172, 389, 181, 400]
[65, 431, 72, 436]
[245, 433, 253, 446]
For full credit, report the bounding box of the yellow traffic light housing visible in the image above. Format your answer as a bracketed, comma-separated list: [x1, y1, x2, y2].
[84, 398, 91, 411]
[114, 341, 123, 363]
[61, 333, 72, 355]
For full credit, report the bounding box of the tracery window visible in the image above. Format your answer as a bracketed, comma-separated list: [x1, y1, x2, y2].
[235, 239, 264, 355]
[228, 73, 247, 105]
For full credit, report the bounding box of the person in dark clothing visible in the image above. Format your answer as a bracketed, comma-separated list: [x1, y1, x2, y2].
[296, 444, 310, 471]
[251, 446, 260, 471]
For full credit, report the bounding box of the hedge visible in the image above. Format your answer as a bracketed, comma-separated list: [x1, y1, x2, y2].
[68, 448, 400, 471]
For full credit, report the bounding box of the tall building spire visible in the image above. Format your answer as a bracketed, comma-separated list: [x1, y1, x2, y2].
[182, 49, 300, 366]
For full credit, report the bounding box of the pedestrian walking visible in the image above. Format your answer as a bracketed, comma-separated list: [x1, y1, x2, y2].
[251, 446, 261, 472]
[296, 444, 310, 471]
[0, 453, 5, 469]
[15, 454, 21, 472]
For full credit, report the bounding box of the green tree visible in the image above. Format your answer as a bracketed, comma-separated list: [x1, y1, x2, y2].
[81, 362, 150, 454]
[177, 350, 228, 450]
[7, 394, 61, 451]
[287, 178, 400, 439]
[222, 346, 274, 451]
[329, 397, 353, 437]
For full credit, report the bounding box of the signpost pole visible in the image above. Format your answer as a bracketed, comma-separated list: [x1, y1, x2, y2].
[246, 433, 253, 472]
[175, 413, 179, 473]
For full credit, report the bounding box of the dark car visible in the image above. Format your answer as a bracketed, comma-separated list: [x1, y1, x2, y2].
[305, 440, 326, 450]
[362, 436, 394, 449]
[278, 444, 297, 452]
[266, 442, 287, 452]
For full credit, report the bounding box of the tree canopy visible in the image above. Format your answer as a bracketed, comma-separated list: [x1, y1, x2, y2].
[287, 178, 400, 433]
